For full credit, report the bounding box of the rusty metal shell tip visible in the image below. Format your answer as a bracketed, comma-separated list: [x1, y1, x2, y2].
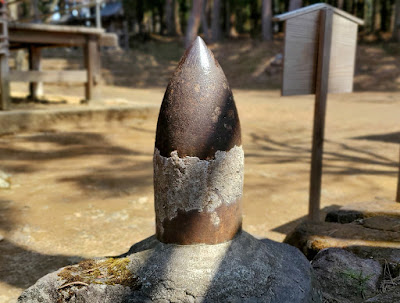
[155, 36, 241, 160]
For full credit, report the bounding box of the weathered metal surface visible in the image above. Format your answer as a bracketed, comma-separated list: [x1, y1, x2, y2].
[154, 37, 243, 244]
[157, 199, 242, 245]
[155, 36, 241, 160]
[154, 146, 244, 244]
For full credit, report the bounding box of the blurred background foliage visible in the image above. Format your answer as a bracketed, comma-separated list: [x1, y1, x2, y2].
[6, 0, 400, 46]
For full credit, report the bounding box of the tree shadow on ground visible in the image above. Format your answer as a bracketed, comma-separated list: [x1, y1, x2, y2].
[11, 96, 69, 106]
[57, 161, 153, 198]
[246, 133, 398, 176]
[352, 131, 400, 144]
[0, 130, 154, 293]
[0, 239, 84, 289]
[0, 132, 140, 163]
[271, 205, 342, 236]
[0, 199, 16, 234]
[0, 131, 154, 198]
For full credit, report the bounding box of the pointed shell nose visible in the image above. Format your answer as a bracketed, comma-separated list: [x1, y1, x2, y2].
[155, 36, 241, 160]
[153, 37, 244, 245]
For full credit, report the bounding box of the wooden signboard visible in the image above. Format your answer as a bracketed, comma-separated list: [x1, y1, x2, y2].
[328, 14, 359, 93]
[281, 10, 320, 96]
[274, 4, 364, 221]
[278, 4, 362, 96]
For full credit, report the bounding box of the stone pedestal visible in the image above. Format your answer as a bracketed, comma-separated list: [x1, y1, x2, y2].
[285, 199, 400, 262]
[18, 232, 320, 303]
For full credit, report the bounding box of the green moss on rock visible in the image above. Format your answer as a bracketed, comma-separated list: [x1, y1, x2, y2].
[57, 257, 140, 289]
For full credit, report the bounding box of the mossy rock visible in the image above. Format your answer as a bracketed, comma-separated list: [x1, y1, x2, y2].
[58, 258, 140, 289]
[18, 232, 321, 303]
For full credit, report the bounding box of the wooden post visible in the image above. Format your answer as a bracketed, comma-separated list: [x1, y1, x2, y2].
[0, 54, 9, 110]
[308, 8, 333, 221]
[84, 35, 101, 102]
[28, 46, 43, 100]
[0, 4, 9, 110]
[123, 20, 129, 50]
[396, 148, 400, 202]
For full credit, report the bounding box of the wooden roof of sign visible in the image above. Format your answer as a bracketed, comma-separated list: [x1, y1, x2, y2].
[273, 3, 364, 25]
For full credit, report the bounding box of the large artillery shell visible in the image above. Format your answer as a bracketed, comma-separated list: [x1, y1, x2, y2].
[154, 37, 243, 244]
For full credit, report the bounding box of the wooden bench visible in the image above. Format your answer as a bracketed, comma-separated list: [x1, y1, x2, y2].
[0, 21, 105, 110]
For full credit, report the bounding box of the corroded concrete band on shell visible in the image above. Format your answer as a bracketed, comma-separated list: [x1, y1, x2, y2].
[154, 146, 244, 244]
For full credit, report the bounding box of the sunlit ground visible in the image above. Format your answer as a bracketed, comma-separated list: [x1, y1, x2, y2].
[0, 84, 399, 301]
[1, 38, 400, 301]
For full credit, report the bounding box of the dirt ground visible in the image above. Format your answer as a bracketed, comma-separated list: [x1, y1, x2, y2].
[0, 39, 400, 302]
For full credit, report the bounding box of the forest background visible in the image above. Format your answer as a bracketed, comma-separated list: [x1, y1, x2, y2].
[9, 0, 400, 47]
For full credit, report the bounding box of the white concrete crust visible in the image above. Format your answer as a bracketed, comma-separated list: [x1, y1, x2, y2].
[153, 146, 244, 232]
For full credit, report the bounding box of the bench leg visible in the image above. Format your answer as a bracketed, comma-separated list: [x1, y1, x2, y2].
[84, 36, 101, 102]
[0, 54, 9, 110]
[29, 46, 43, 100]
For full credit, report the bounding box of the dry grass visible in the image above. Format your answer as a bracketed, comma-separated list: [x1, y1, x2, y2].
[380, 260, 400, 293]
[58, 257, 140, 289]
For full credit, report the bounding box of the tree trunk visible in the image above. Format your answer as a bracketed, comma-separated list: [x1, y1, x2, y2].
[185, 0, 204, 48]
[373, 0, 380, 32]
[342, 0, 350, 12]
[250, 0, 260, 38]
[288, 0, 302, 11]
[394, 0, 400, 41]
[165, 0, 176, 36]
[136, 0, 148, 39]
[158, 1, 166, 35]
[357, 0, 364, 19]
[225, 0, 230, 36]
[262, 0, 272, 41]
[201, 0, 210, 41]
[337, 0, 344, 10]
[174, 0, 182, 36]
[364, 0, 373, 33]
[30, 0, 40, 23]
[166, 0, 181, 36]
[352, 0, 357, 16]
[211, 0, 221, 42]
[381, 0, 389, 31]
